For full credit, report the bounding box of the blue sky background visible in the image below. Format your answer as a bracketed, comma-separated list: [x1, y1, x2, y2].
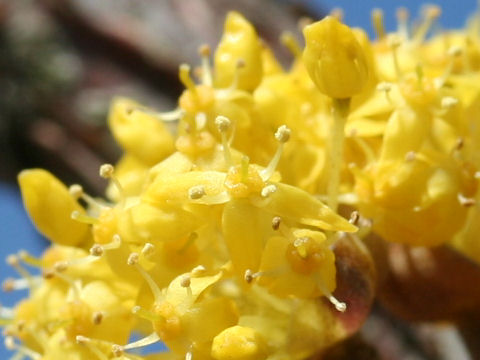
[1, 0, 479, 357]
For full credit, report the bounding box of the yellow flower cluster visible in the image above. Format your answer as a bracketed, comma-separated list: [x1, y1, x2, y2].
[3, 6, 480, 360]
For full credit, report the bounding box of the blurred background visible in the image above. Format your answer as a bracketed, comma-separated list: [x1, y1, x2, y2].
[0, 0, 478, 358]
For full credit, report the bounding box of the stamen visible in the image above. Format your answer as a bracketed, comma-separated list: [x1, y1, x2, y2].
[186, 350, 193, 360]
[17, 250, 42, 268]
[6, 255, 35, 291]
[315, 275, 347, 313]
[71, 210, 99, 225]
[437, 46, 462, 88]
[2, 277, 41, 292]
[188, 185, 206, 200]
[271, 216, 281, 230]
[396, 7, 410, 40]
[99, 164, 125, 206]
[388, 34, 403, 79]
[261, 184, 277, 198]
[458, 193, 476, 207]
[179, 64, 197, 92]
[414, 5, 442, 44]
[77, 336, 109, 360]
[280, 32, 302, 59]
[376, 81, 393, 103]
[127, 253, 162, 303]
[4, 336, 42, 360]
[260, 125, 291, 181]
[244, 269, 265, 283]
[215, 115, 233, 167]
[69, 184, 106, 210]
[121, 332, 160, 351]
[198, 44, 213, 86]
[372, 8, 386, 40]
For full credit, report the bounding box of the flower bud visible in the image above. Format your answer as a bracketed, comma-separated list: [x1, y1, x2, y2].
[303, 16, 368, 99]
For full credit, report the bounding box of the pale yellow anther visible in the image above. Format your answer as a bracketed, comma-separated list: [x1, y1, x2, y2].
[349, 211, 360, 225]
[68, 184, 83, 199]
[330, 8, 344, 22]
[458, 193, 476, 207]
[4, 336, 15, 350]
[272, 216, 281, 230]
[328, 296, 347, 312]
[261, 184, 277, 198]
[180, 275, 191, 288]
[215, 115, 231, 133]
[76, 335, 90, 345]
[198, 44, 211, 57]
[142, 243, 156, 257]
[275, 125, 291, 143]
[6, 255, 19, 267]
[89, 244, 104, 257]
[99, 164, 114, 179]
[244, 269, 254, 283]
[424, 5, 442, 19]
[377, 81, 393, 92]
[405, 151, 416, 162]
[441, 96, 459, 108]
[188, 185, 206, 200]
[2, 279, 14, 292]
[387, 34, 402, 48]
[396, 7, 409, 22]
[127, 253, 139, 266]
[191, 265, 206, 277]
[54, 261, 68, 272]
[92, 311, 104, 325]
[112, 344, 124, 357]
[448, 45, 463, 57]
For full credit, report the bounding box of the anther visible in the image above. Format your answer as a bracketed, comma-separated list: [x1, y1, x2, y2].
[396, 7, 410, 39]
[76, 335, 90, 345]
[215, 115, 231, 133]
[6, 255, 19, 267]
[141, 243, 156, 258]
[180, 275, 191, 288]
[112, 344, 124, 357]
[244, 269, 254, 283]
[189, 185, 206, 200]
[272, 216, 281, 230]
[127, 253, 139, 266]
[349, 211, 360, 225]
[297, 16, 313, 31]
[99, 164, 114, 179]
[330, 8, 344, 22]
[441, 96, 459, 109]
[90, 244, 104, 257]
[198, 44, 211, 57]
[328, 296, 347, 312]
[261, 125, 291, 181]
[54, 261, 68, 273]
[42, 269, 55, 280]
[261, 184, 277, 198]
[275, 125, 291, 143]
[191, 265, 206, 277]
[2, 278, 14, 292]
[458, 193, 476, 207]
[92, 311, 104, 325]
[69, 184, 83, 199]
[405, 151, 416, 162]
